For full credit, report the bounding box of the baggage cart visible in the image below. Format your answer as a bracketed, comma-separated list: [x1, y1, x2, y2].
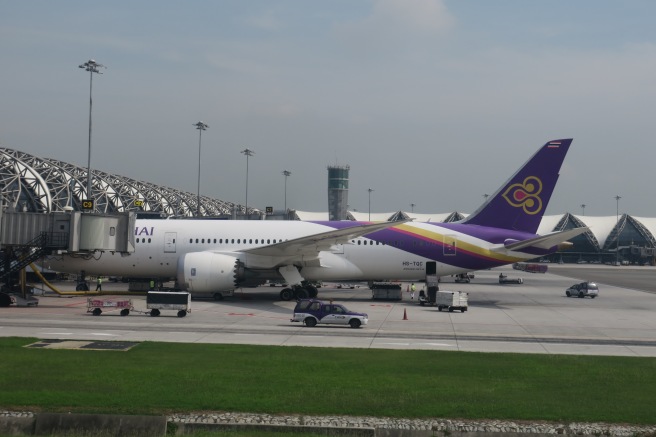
[146, 291, 191, 317]
[87, 298, 133, 316]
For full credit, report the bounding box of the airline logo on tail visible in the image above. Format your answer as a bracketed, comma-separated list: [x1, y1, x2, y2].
[502, 176, 543, 215]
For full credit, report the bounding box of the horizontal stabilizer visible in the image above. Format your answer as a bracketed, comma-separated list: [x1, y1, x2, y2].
[503, 227, 589, 251]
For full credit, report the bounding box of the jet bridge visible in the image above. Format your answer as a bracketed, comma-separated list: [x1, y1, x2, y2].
[0, 209, 135, 306]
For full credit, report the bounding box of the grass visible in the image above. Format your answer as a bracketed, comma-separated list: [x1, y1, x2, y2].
[0, 337, 655, 424]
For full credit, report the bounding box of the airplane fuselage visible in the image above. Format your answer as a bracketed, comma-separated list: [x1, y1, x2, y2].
[46, 219, 543, 283]
[44, 139, 579, 298]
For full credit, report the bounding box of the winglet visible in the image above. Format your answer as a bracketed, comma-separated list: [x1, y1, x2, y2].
[463, 139, 572, 233]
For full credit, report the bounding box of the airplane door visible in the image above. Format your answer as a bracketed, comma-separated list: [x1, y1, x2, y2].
[443, 235, 457, 256]
[164, 232, 177, 253]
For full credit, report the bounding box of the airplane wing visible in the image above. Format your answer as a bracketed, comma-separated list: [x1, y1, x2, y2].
[241, 220, 409, 258]
[502, 227, 589, 251]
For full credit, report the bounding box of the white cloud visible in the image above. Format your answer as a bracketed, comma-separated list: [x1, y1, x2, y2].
[243, 10, 284, 32]
[369, 0, 455, 34]
[334, 0, 455, 55]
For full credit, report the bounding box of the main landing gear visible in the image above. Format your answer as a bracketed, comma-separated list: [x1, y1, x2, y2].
[279, 284, 318, 301]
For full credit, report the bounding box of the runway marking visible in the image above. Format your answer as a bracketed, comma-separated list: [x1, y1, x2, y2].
[228, 313, 255, 316]
[90, 333, 118, 336]
[25, 339, 138, 351]
[378, 342, 453, 347]
[40, 332, 73, 335]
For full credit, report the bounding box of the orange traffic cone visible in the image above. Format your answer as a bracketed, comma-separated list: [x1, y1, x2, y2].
[403, 308, 408, 320]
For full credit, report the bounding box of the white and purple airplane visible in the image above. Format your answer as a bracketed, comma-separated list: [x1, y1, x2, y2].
[46, 139, 586, 300]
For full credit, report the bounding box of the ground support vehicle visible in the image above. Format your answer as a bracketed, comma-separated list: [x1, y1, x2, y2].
[418, 287, 438, 306]
[436, 291, 469, 313]
[291, 299, 368, 328]
[513, 262, 548, 273]
[454, 273, 475, 283]
[87, 298, 133, 316]
[565, 282, 599, 298]
[0, 292, 38, 307]
[370, 282, 402, 300]
[499, 274, 523, 284]
[0, 283, 39, 307]
[146, 291, 191, 317]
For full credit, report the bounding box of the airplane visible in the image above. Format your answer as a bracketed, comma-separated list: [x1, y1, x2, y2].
[45, 138, 586, 300]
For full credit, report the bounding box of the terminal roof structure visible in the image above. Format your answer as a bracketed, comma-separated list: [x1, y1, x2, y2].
[0, 147, 255, 217]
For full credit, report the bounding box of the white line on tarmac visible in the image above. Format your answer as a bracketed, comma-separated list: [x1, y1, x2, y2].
[378, 342, 454, 347]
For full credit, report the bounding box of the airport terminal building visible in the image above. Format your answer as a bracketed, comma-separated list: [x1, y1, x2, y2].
[0, 147, 257, 218]
[2, 147, 655, 265]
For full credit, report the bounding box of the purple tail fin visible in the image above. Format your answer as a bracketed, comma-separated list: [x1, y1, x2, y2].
[463, 139, 572, 233]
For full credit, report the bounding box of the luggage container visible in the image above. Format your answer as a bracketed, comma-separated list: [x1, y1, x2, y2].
[370, 282, 402, 300]
[146, 291, 191, 317]
[436, 290, 468, 313]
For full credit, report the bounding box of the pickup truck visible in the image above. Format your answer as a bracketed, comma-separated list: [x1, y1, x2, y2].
[291, 299, 368, 328]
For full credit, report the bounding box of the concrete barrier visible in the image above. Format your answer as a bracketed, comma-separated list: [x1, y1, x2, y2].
[33, 413, 166, 437]
[173, 422, 376, 436]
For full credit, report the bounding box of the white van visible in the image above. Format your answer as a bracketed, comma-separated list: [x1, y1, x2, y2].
[565, 282, 599, 298]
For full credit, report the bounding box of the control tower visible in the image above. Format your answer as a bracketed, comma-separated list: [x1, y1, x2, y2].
[327, 165, 350, 221]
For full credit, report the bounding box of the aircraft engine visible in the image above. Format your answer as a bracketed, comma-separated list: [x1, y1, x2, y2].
[176, 252, 243, 292]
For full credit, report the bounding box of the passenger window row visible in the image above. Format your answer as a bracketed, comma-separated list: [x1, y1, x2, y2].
[187, 238, 284, 245]
[351, 239, 405, 246]
[352, 240, 383, 246]
[351, 239, 438, 247]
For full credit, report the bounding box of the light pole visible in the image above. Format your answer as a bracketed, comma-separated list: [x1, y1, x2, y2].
[241, 148, 255, 218]
[78, 59, 106, 206]
[615, 195, 621, 265]
[410, 203, 415, 213]
[580, 204, 586, 216]
[282, 170, 291, 218]
[193, 121, 208, 217]
[368, 188, 374, 221]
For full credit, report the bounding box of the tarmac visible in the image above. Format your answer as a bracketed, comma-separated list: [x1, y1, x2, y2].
[1, 265, 656, 357]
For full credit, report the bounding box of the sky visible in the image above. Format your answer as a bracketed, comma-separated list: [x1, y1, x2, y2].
[2, 1, 656, 217]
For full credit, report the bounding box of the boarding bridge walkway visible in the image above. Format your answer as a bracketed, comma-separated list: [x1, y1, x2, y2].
[0, 210, 135, 306]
